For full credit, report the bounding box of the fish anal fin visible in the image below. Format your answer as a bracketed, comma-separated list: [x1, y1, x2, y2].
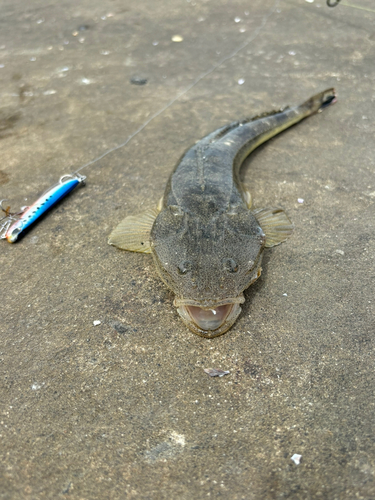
[253, 207, 293, 248]
[108, 208, 159, 253]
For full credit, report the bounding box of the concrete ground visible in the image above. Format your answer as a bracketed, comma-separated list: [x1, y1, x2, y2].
[0, 0, 374, 498]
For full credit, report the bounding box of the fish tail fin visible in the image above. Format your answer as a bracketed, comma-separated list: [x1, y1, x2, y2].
[301, 88, 337, 115]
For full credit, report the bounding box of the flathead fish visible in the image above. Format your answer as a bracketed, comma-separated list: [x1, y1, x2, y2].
[109, 89, 336, 337]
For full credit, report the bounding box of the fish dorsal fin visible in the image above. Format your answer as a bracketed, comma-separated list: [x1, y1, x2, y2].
[243, 106, 290, 124]
[108, 208, 159, 253]
[253, 207, 293, 248]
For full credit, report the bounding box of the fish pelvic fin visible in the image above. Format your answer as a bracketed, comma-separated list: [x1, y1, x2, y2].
[108, 207, 159, 253]
[253, 207, 293, 248]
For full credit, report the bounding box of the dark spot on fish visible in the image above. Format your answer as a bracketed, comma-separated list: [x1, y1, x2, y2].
[0, 170, 9, 185]
[130, 76, 148, 86]
[178, 260, 192, 275]
[223, 258, 238, 273]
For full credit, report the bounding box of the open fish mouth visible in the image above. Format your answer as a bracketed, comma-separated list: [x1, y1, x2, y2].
[176, 302, 242, 338]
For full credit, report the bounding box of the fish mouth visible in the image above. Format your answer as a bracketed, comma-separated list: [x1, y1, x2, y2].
[176, 302, 242, 338]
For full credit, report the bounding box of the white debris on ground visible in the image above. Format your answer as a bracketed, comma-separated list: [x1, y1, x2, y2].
[31, 383, 43, 390]
[203, 368, 230, 377]
[291, 454, 302, 465]
[93, 320, 101, 326]
[80, 78, 93, 85]
[298, 198, 304, 204]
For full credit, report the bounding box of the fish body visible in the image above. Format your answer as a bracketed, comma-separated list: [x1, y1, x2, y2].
[109, 89, 336, 337]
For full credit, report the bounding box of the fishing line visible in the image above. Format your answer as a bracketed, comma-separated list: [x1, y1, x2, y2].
[73, 0, 280, 175]
[1, 0, 281, 242]
[9, 0, 371, 242]
[327, 0, 375, 13]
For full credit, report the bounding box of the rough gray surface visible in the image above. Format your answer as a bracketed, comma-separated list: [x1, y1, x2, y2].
[0, 0, 374, 498]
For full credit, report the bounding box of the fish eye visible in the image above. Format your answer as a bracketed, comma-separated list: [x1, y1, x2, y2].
[177, 260, 192, 275]
[223, 258, 238, 273]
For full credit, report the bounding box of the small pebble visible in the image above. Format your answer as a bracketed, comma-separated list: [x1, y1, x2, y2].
[283, 293, 288, 296]
[335, 249, 345, 256]
[298, 198, 304, 204]
[234, 17, 241, 23]
[0, 64, 4, 68]
[152, 41, 159, 46]
[238, 78, 245, 85]
[288, 50, 296, 56]
[30, 57, 36, 62]
[93, 320, 101, 326]
[100, 50, 110, 55]
[171, 35, 183, 42]
[305, 0, 314, 3]
[43, 89, 56, 95]
[291, 454, 302, 465]
[80, 78, 92, 85]
[78, 37, 85, 43]
[130, 76, 148, 85]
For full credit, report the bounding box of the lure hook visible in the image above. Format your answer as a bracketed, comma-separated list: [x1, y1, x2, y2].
[0, 200, 20, 239]
[0, 199, 11, 216]
[0, 198, 27, 219]
[327, 0, 341, 7]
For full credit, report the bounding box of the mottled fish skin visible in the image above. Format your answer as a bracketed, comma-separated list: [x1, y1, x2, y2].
[109, 89, 336, 337]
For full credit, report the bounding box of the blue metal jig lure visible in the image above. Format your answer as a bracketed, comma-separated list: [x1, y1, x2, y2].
[0, 173, 86, 243]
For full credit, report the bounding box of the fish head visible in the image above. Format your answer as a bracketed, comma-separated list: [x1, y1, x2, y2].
[150, 205, 265, 337]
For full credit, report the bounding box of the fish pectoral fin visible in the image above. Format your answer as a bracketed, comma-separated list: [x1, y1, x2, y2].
[253, 207, 293, 248]
[108, 208, 159, 253]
